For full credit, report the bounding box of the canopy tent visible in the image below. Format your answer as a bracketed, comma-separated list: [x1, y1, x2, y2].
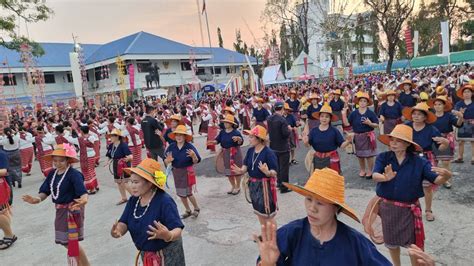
[410, 50, 474, 68]
[353, 60, 410, 74]
[286, 51, 324, 79]
[262, 64, 287, 85]
[142, 88, 168, 97]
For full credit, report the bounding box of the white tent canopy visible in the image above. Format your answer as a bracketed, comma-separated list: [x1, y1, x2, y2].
[262, 64, 287, 85]
[286, 51, 327, 79]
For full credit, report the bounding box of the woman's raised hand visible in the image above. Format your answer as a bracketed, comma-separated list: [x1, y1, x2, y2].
[254, 222, 280, 266]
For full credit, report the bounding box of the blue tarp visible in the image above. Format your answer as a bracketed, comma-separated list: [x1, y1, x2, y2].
[353, 60, 410, 74]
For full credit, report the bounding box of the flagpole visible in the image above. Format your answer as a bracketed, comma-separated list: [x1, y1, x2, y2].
[203, 2, 216, 84]
[196, 0, 205, 47]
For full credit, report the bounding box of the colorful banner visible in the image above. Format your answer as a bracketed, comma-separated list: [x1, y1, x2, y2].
[128, 64, 135, 91]
[405, 26, 413, 57]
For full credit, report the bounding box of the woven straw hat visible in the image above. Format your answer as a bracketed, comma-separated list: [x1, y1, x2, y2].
[224, 107, 236, 115]
[382, 89, 397, 100]
[378, 124, 422, 152]
[283, 103, 292, 111]
[312, 104, 338, 122]
[284, 168, 360, 222]
[398, 80, 416, 90]
[456, 84, 473, 99]
[110, 128, 123, 137]
[306, 93, 320, 103]
[255, 97, 265, 103]
[221, 114, 237, 126]
[43, 143, 79, 163]
[165, 114, 184, 126]
[124, 158, 166, 190]
[435, 86, 447, 96]
[354, 92, 373, 106]
[243, 125, 268, 141]
[402, 102, 437, 124]
[169, 125, 193, 142]
[428, 95, 452, 112]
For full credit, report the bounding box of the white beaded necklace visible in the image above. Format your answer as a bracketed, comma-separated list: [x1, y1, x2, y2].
[133, 189, 156, 219]
[50, 166, 71, 200]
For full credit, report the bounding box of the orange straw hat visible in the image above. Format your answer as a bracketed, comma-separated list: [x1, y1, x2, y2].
[402, 102, 437, 124]
[283, 103, 292, 111]
[312, 104, 338, 122]
[255, 97, 265, 104]
[397, 80, 416, 90]
[243, 125, 268, 141]
[283, 168, 360, 223]
[124, 158, 166, 190]
[435, 86, 447, 96]
[428, 95, 452, 112]
[223, 106, 236, 115]
[169, 125, 193, 142]
[353, 92, 373, 106]
[378, 124, 422, 152]
[165, 114, 184, 126]
[306, 93, 320, 103]
[43, 143, 79, 163]
[456, 84, 473, 99]
[382, 89, 397, 100]
[221, 114, 237, 126]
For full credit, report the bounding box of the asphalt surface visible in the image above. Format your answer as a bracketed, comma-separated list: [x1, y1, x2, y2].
[1, 133, 473, 265]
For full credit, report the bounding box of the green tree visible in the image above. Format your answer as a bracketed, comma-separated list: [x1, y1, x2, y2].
[233, 29, 244, 53]
[460, 20, 474, 38]
[217, 27, 224, 48]
[369, 12, 380, 63]
[354, 14, 365, 65]
[279, 22, 292, 73]
[409, 0, 440, 56]
[0, 0, 53, 56]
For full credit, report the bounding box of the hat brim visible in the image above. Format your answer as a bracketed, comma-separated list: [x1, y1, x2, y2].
[398, 82, 416, 90]
[306, 97, 320, 103]
[354, 96, 373, 106]
[378, 134, 422, 152]
[43, 153, 79, 164]
[456, 85, 473, 99]
[221, 119, 237, 126]
[283, 182, 360, 223]
[169, 131, 193, 142]
[124, 167, 165, 190]
[243, 129, 267, 141]
[165, 118, 185, 126]
[312, 111, 338, 122]
[427, 98, 452, 112]
[382, 93, 397, 101]
[402, 107, 437, 124]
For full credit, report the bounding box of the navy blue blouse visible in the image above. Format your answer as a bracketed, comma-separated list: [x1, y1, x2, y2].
[119, 191, 184, 252]
[253, 108, 270, 122]
[164, 128, 176, 145]
[398, 91, 417, 107]
[215, 129, 243, 149]
[405, 122, 441, 151]
[348, 109, 379, 133]
[243, 146, 278, 179]
[284, 113, 297, 127]
[454, 100, 474, 119]
[308, 126, 344, 152]
[379, 101, 403, 119]
[165, 142, 201, 168]
[306, 104, 322, 120]
[433, 112, 461, 134]
[106, 141, 131, 159]
[329, 99, 345, 112]
[374, 151, 438, 202]
[268, 218, 391, 265]
[39, 167, 87, 204]
[286, 99, 300, 113]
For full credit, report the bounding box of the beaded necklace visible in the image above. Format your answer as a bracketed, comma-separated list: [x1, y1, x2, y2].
[50, 166, 71, 200]
[133, 189, 156, 219]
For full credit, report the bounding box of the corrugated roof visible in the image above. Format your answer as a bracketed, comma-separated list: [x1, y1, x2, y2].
[196, 47, 257, 65]
[0, 43, 101, 68]
[86, 31, 208, 64]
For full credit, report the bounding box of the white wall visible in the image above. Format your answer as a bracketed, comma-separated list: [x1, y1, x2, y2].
[3, 71, 75, 99]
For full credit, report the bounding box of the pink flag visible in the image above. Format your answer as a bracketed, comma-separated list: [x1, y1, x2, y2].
[128, 64, 135, 91]
[304, 57, 308, 74]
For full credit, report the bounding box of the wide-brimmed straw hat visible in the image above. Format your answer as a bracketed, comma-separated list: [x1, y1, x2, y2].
[223, 107, 236, 115]
[43, 143, 79, 163]
[428, 95, 452, 112]
[110, 128, 123, 137]
[243, 125, 267, 141]
[397, 80, 416, 90]
[283, 168, 360, 223]
[435, 86, 447, 96]
[382, 90, 397, 100]
[221, 114, 237, 126]
[456, 84, 473, 99]
[312, 104, 338, 122]
[402, 102, 437, 124]
[124, 158, 166, 190]
[169, 125, 193, 142]
[283, 103, 292, 111]
[378, 124, 422, 152]
[165, 114, 184, 126]
[306, 93, 320, 103]
[353, 92, 373, 106]
[255, 97, 265, 104]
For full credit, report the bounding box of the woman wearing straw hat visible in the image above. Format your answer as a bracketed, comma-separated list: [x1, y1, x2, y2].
[164, 114, 183, 145]
[252, 97, 270, 129]
[231, 125, 279, 226]
[106, 129, 133, 206]
[371, 124, 452, 266]
[305, 93, 322, 131]
[0, 149, 16, 250]
[210, 114, 244, 195]
[428, 96, 463, 188]
[22, 144, 90, 265]
[342, 92, 379, 179]
[283, 103, 299, 165]
[453, 84, 473, 164]
[402, 102, 449, 222]
[329, 89, 345, 128]
[303, 104, 352, 174]
[111, 158, 185, 265]
[398, 80, 418, 108]
[164, 125, 202, 219]
[255, 168, 391, 265]
[379, 90, 403, 135]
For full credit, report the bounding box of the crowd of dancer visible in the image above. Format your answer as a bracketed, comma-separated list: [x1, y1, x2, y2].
[0, 63, 472, 265]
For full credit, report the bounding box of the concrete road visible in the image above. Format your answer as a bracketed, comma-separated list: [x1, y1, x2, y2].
[2, 134, 473, 265]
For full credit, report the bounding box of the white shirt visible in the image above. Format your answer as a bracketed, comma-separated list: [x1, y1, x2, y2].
[19, 132, 35, 149]
[66, 135, 97, 158]
[122, 124, 142, 146]
[0, 133, 20, 151]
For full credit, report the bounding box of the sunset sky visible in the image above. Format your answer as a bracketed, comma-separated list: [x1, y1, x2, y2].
[25, 0, 268, 49]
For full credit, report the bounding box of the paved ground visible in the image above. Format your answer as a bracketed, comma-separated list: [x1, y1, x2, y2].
[2, 133, 474, 265]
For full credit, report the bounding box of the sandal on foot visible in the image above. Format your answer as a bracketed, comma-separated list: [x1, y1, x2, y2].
[359, 172, 366, 178]
[452, 158, 464, 163]
[192, 208, 201, 218]
[227, 190, 234, 195]
[0, 235, 17, 250]
[443, 181, 452, 189]
[116, 199, 128, 206]
[425, 210, 435, 222]
[181, 210, 192, 219]
[231, 189, 241, 195]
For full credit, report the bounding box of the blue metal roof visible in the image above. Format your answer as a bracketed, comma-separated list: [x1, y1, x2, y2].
[86, 31, 208, 64]
[0, 43, 100, 68]
[196, 47, 257, 65]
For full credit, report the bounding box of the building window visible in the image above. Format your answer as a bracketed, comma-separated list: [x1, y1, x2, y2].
[67, 72, 73, 83]
[196, 67, 206, 75]
[226, 66, 235, 74]
[210, 67, 222, 75]
[94, 67, 105, 81]
[1, 74, 17, 86]
[137, 61, 152, 73]
[44, 73, 56, 84]
[181, 61, 192, 71]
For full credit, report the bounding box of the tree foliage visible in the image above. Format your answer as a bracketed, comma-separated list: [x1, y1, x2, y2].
[0, 0, 53, 56]
[217, 27, 224, 48]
